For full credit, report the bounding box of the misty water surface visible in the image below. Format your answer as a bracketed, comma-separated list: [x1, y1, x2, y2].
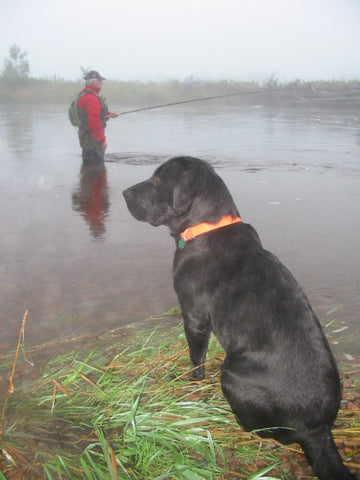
[0, 102, 359, 359]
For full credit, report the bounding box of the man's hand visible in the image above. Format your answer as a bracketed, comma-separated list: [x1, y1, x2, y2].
[106, 111, 120, 120]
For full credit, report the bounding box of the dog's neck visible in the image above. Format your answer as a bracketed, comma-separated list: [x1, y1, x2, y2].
[178, 214, 242, 249]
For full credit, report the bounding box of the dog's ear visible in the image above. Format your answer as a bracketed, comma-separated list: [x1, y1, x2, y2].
[172, 174, 198, 215]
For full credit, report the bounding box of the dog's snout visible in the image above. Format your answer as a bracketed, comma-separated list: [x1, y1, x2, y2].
[122, 187, 132, 201]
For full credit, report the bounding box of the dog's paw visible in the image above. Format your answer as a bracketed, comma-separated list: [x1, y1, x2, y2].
[189, 366, 205, 381]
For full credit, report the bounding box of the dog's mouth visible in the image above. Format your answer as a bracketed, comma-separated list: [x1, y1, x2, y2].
[123, 187, 175, 227]
[148, 205, 176, 226]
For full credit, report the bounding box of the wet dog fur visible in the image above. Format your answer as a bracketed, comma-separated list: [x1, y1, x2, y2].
[123, 156, 356, 480]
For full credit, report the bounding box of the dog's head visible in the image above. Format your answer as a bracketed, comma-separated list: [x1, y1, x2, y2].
[123, 156, 239, 236]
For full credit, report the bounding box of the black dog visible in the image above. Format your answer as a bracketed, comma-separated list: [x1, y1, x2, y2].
[123, 156, 356, 480]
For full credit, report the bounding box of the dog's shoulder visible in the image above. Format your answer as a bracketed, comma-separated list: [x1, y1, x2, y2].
[212, 221, 263, 256]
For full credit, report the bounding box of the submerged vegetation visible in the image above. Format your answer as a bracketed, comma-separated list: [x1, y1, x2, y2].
[0, 311, 359, 479]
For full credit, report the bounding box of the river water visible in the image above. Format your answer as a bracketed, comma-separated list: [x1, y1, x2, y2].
[0, 101, 359, 360]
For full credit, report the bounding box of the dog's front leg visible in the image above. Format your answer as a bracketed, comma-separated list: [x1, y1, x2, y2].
[183, 315, 211, 380]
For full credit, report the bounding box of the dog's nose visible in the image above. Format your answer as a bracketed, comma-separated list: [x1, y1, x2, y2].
[122, 187, 132, 201]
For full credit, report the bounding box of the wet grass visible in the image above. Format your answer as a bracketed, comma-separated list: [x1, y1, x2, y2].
[0, 311, 359, 479]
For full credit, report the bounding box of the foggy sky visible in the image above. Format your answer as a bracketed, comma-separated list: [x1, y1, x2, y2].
[1, 0, 359, 82]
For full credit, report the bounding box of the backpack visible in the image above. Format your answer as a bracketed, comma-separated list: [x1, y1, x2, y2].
[68, 90, 92, 127]
[68, 95, 82, 127]
[68, 89, 107, 128]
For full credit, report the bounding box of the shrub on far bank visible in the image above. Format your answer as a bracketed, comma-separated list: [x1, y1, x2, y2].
[0, 76, 359, 107]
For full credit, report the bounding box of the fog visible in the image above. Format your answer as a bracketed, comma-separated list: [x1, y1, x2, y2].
[1, 0, 360, 82]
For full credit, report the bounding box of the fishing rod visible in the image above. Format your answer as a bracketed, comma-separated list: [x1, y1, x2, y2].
[119, 87, 286, 115]
[117, 86, 360, 116]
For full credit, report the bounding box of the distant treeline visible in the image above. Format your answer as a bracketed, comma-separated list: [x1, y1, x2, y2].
[0, 76, 359, 107]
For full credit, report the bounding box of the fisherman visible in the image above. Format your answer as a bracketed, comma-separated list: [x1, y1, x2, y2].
[73, 70, 119, 164]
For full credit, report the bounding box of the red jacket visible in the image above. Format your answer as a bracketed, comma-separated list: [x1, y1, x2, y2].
[77, 86, 106, 143]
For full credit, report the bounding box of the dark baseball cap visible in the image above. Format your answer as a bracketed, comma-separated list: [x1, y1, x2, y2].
[84, 70, 106, 81]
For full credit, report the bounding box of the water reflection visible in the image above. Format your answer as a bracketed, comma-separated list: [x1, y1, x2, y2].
[1, 108, 34, 158]
[72, 163, 110, 240]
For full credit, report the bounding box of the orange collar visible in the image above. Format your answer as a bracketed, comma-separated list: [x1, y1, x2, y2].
[178, 214, 241, 249]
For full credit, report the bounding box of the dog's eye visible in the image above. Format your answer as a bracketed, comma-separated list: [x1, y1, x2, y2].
[151, 176, 161, 186]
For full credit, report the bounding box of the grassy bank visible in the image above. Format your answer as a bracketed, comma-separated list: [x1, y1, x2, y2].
[0, 309, 359, 480]
[0, 77, 359, 107]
